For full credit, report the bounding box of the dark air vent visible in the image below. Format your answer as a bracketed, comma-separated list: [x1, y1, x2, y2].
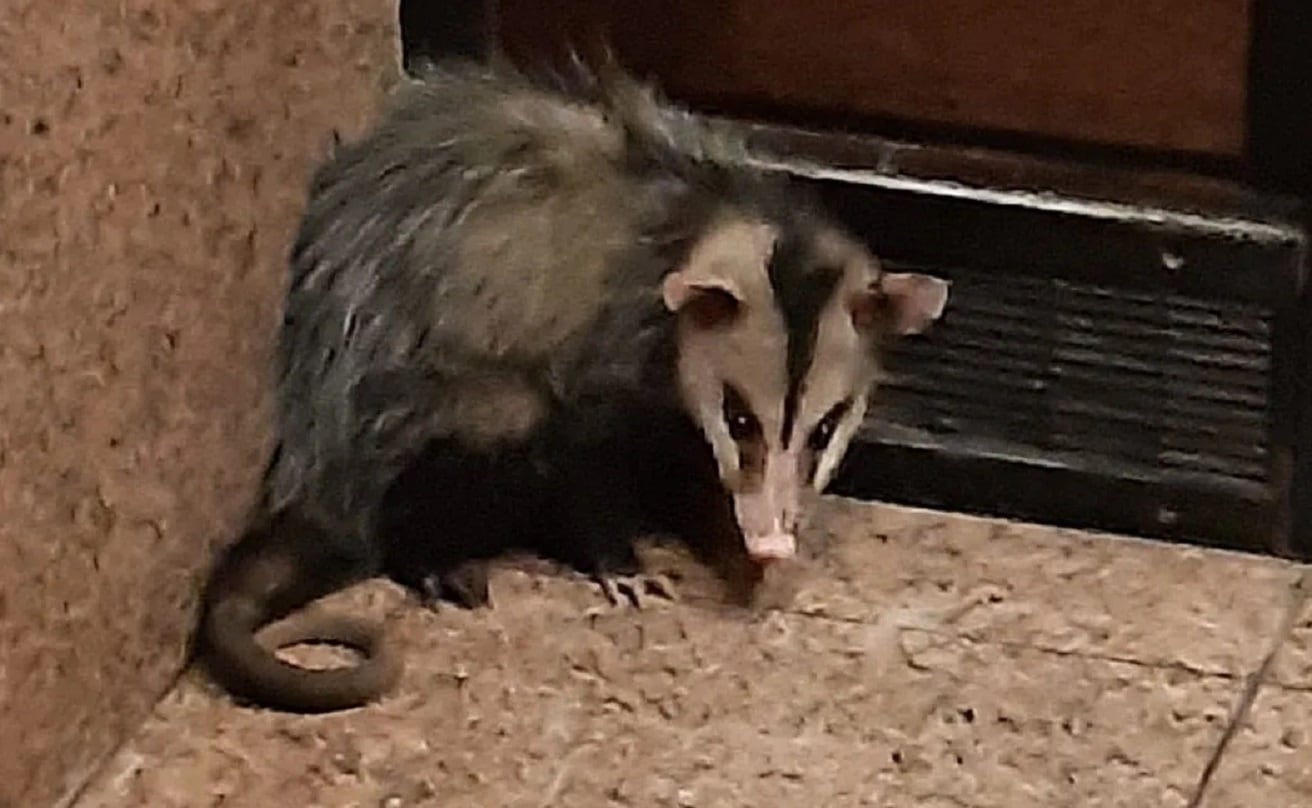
[871, 267, 1274, 498]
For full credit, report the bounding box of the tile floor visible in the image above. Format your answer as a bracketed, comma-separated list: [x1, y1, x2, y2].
[74, 497, 1312, 808]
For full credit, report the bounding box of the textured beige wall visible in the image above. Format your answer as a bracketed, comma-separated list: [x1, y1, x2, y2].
[0, 1, 400, 805]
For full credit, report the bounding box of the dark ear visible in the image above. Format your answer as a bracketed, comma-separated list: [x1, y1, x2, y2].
[662, 270, 743, 329]
[849, 272, 950, 336]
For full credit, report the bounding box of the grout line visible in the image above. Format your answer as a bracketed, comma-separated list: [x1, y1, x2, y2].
[1184, 566, 1310, 808]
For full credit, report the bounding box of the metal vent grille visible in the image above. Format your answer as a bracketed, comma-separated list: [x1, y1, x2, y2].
[866, 266, 1275, 498]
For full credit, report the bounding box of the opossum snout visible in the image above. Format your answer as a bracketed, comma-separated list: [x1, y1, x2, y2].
[732, 480, 801, 565]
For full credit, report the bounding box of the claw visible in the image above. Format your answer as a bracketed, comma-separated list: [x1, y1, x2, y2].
[595, 572, 678, 610]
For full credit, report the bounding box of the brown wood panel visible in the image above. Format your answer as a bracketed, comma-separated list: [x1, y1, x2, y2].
[497, 0, 1252, 159]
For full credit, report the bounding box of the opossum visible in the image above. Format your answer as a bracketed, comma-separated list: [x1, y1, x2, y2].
[197, 57, 950, 714]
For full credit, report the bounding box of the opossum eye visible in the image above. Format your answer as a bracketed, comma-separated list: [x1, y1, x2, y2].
[808, 398, 853, 452]
[722, 384, 762, 443]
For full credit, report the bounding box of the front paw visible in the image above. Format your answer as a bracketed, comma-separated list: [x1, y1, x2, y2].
[593, 570, 679, 610]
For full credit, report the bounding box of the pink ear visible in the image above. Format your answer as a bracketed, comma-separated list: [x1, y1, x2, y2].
[850, 272, 950, 336]
[662, 270, 743, 329]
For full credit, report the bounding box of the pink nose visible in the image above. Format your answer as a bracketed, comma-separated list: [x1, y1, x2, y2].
[744, 531, 797, 563]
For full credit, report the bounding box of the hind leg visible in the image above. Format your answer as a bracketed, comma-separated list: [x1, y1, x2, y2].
[388, 556, 493, 610]
[379, 421, 551, 612]
[379, 452, 506, 612]
[416, 560, 491, 609]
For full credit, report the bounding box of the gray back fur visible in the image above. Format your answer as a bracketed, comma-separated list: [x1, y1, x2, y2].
[262, 58, 807, 538]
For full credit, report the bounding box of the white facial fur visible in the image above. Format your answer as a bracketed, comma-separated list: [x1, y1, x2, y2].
[663, 215, 950, 563]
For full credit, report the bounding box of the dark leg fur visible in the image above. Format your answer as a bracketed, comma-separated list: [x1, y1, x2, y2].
[536, 403, 680, 608]
[379, 399, 681, 611]
[378, 437, 542, 608]
[418, 561, 492, 609]
[538, 442, 646, 578]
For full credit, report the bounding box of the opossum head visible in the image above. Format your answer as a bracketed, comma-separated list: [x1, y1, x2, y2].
[663, 215, 949, 564]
